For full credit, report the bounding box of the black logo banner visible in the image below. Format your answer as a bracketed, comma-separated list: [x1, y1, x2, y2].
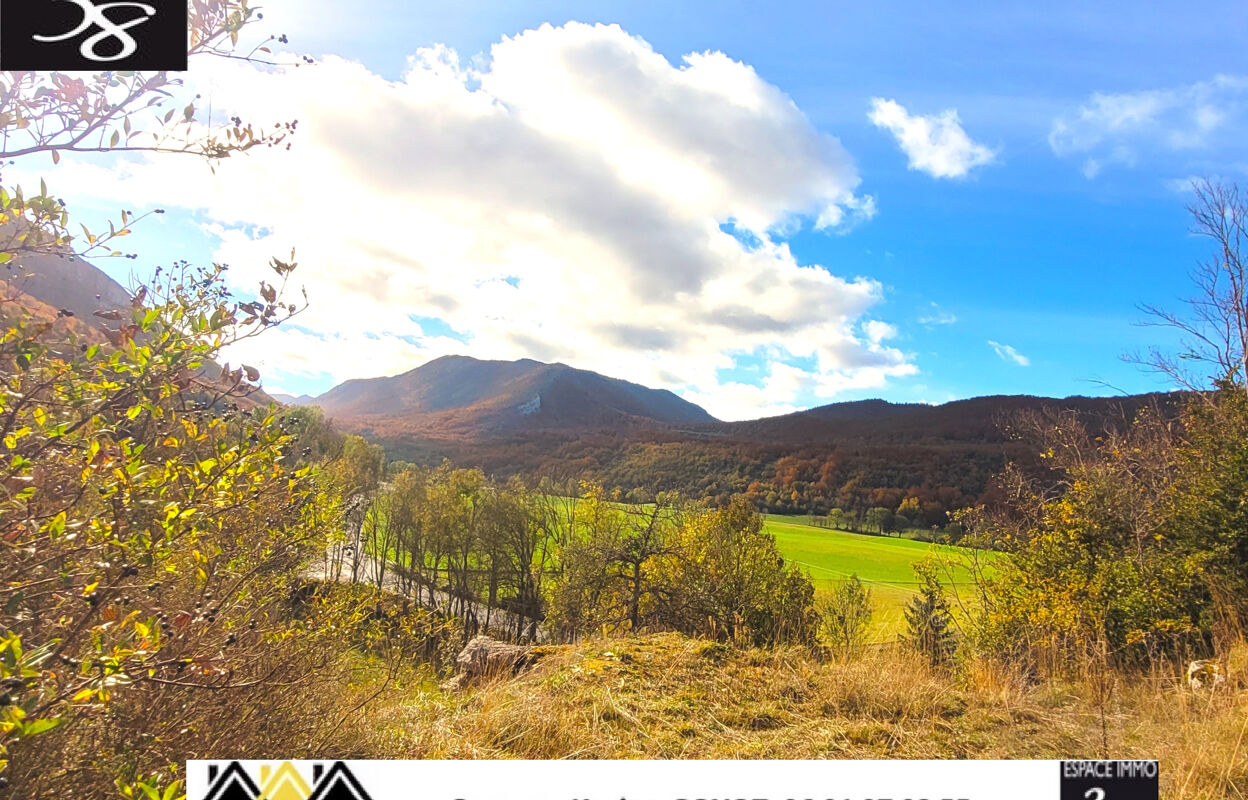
[1, 0, 187, 70]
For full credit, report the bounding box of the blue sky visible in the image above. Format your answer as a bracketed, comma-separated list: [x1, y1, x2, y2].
[43, 0, 1248, 418]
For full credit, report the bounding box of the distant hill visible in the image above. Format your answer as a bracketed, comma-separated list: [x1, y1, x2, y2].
[312, 355, 716, 435]
[3, 248, 275, 406]
[707, 393, 1168, 446]
[800, 398, 926, 422]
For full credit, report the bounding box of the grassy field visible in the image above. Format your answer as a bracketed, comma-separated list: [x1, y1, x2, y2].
[764, 515, 992, 640]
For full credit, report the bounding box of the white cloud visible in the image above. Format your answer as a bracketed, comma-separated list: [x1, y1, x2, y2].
[1050, 75, 1248, 177]
[862, 320, 897, 344]
[38, 22, 916, 421]
[1163, 174, 1233, 193]
[683, 361, 812, 420]
[681, 382, 799, 422]
[988, 340, 1030, 367]
[867, 98, 998, 179]
[917, 302, 957, 326]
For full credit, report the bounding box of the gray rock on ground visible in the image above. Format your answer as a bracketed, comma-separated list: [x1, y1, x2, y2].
[1187, 658, 1225, 690]
[441, 635, 542, 690]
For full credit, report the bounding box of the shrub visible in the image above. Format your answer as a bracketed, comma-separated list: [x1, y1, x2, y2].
[818, 574, 873, 659]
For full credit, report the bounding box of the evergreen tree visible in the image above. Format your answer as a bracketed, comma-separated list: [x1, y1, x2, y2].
[905, 564, 956, 665]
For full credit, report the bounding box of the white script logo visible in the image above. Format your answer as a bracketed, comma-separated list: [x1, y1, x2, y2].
[33, 0, 157, 62]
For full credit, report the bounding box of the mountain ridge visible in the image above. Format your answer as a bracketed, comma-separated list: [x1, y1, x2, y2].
[296, 355, 1179, 513]
[312, 354, 717, 435]
[304, 353, 1166, 437]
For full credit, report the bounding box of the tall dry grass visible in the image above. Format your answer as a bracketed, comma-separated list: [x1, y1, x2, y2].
[346, 634, 1246, 799]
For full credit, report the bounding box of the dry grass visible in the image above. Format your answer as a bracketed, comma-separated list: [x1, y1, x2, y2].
[345, 634, 1247, 799]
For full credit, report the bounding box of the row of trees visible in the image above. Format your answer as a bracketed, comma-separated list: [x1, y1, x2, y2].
[345, 467, 818, 648]
[808, 504, 961, 539]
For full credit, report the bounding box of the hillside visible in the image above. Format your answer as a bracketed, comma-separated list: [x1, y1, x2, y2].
[4, 249, 133, 320]
[314, 354, 717, 435]
[3, 249, 275, 405]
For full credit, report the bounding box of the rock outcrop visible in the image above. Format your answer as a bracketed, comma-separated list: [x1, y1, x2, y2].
[441, 635, 544, 690]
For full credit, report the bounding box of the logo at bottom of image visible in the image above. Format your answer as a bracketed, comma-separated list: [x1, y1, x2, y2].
[199, 761, 371, 800]
[1060, 760, 1159, 800]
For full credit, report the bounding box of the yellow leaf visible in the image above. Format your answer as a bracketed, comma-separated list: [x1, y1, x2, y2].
[82, 581, 99, 596]
[71, 689, 93, 703]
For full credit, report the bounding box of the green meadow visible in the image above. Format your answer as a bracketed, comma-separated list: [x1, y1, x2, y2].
[764, 515, 993, 641]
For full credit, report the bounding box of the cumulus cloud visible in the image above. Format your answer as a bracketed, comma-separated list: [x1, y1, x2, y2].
[868, 98, 997, 179]
[41, 22, 915, 420]
[988, 340, 1030, 367]
[1050, 75, 1248, 177]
